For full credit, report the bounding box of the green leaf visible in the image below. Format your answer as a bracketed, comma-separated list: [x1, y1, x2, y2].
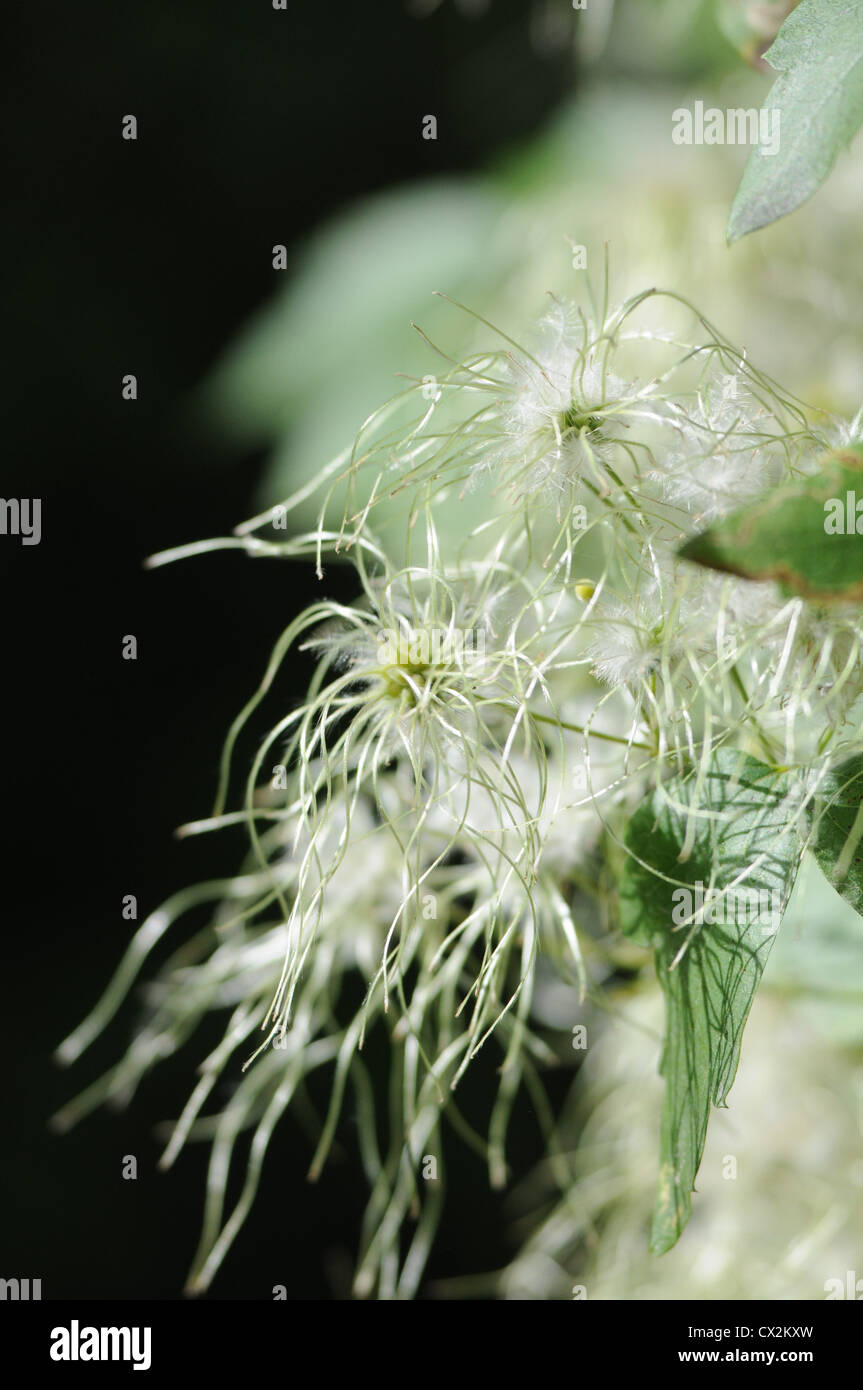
[727, 0, 863, 241]
[810, 755, 863, 917]
[678, 444, 863, 602]
[620, 750, 801, 1253]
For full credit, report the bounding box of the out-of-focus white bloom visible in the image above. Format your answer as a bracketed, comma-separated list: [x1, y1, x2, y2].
[582, 563, 712, 691]
[583, 588, 667, 688]
[652, 367, 778, 523]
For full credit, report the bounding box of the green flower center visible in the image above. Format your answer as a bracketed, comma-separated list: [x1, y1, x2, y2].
[557, 403, 606, 440]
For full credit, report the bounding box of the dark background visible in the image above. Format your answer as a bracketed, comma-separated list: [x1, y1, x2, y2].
[2, 0, 578, 1298]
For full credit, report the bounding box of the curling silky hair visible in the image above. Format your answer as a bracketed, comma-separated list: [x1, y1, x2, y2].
[57, 273, 863, 1297]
